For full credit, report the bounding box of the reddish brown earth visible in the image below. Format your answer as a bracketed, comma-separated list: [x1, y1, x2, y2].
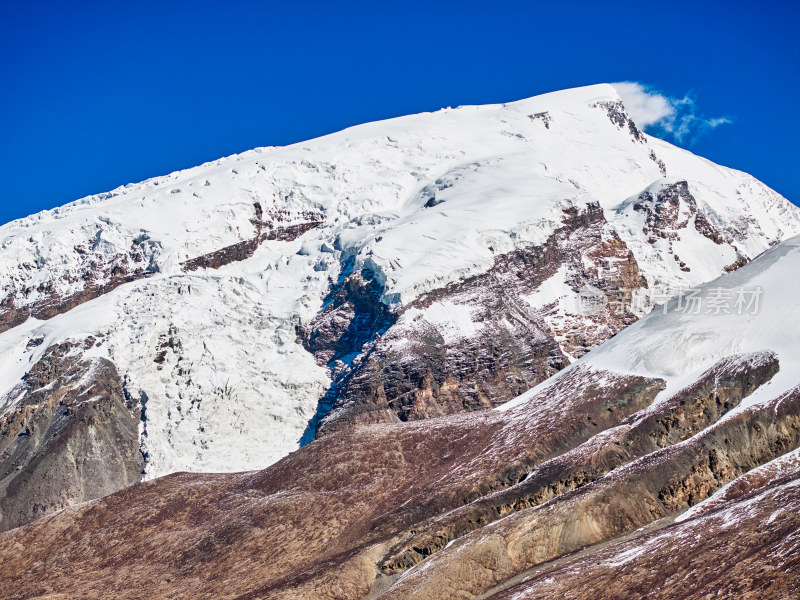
[483, 451, 800, 600]
[0, 351, 794, 600]
[0, 367, 662, 599]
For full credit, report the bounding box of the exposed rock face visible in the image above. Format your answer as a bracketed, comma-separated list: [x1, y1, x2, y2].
[481, 448, 800, 600]
[693, 207, 724, 244]
[634, 180, 697, 243]
[0, 339, 142, 531]
[595, 99, 647, 143]
[309, 203, 648, 436]
[593, 99, 667, 176]
[378, 362, 795, 599]
[181, 203, 324, 271]
[297, 257, 397, 442]
[614, 178, 775, 283]
[458, 388, 800, 600]
[632, 179, 731, 256]
[528, 111, 552, 129]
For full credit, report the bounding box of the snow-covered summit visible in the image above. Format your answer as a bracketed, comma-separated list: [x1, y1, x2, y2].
[3, 84, 793, 309]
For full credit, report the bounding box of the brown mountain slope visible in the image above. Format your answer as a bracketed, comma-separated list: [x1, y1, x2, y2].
[483, 448, 800, 600]
[0, 350, 794, 600]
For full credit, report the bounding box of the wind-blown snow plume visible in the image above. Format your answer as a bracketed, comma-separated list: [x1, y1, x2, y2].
[614, 81, 731, 143]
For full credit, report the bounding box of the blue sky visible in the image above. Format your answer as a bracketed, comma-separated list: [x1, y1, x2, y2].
[1, 1, 798, 225]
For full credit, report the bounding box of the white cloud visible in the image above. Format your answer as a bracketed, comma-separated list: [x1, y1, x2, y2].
[612, 82, 731, 144]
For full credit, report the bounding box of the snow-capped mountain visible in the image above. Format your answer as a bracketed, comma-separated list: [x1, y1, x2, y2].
[0, 83, 798, 530]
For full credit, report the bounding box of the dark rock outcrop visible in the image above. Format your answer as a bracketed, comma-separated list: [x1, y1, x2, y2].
[634, 180, 695, 242]
[528, 112, 552, 128]
[595, 99, 646, 143]
[297, 256, 396, 444]
[593, 100, 667, 175]
[181, 203, 324, 271]
[0, 339, 143, 531]
[633, 180, 730, 251]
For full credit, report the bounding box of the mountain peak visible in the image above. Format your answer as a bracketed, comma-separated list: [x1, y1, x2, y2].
[0, 85, 798, 528]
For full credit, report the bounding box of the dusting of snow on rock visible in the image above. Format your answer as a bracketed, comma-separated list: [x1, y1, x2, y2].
[413, 301, 484, 344]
